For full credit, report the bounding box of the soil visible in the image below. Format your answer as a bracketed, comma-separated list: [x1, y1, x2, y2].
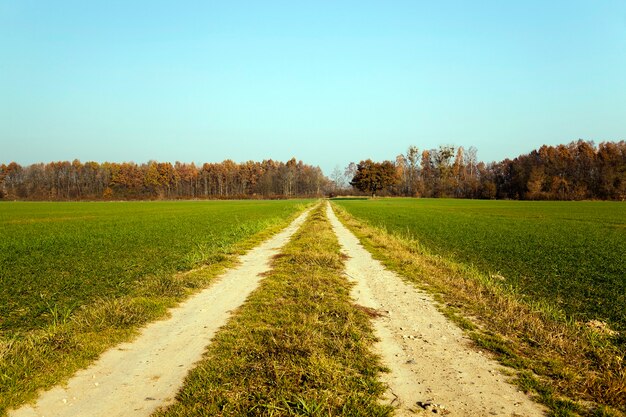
[9, 209, 312, 417]
[327, 203, 545, 416]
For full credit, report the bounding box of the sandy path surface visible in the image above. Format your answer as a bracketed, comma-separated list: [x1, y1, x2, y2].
[10, 207, 312, 417]
[327, 204, 545, 417]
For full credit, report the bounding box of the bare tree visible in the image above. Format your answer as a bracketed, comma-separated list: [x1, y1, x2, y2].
[330, 166, 345, 192]
[344, 162, 357, 190]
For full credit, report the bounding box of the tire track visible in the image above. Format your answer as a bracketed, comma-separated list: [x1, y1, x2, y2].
[327, 203, 545, 417]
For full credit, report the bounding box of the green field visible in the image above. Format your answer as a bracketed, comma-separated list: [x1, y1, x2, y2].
[0, 200, 307, 335]
[333, 198, 626, 331]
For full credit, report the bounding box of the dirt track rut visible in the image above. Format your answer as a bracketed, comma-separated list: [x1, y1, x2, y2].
[327, 203, 545, 417]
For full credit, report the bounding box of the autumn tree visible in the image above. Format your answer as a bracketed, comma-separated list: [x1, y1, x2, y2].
[405, 145, 420, 196]
[418, 150, 433, 197]
[0, 164, 6, 198]
[395, 154, 408, 195]
[432, 145, 456, 197]
[350, 159, 401, 197]
[451, 146, 465, 198]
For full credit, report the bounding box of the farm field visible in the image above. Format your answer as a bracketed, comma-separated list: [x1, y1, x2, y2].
[3, 200, 623, 416]
[333, 198, 626, 332]
[0, 200, 308, 334]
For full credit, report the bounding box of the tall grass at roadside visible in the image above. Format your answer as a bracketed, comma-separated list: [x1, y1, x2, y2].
[0, 200, 311, 414]
[332, 203, 625, 417]
[154, 204, 391, 417]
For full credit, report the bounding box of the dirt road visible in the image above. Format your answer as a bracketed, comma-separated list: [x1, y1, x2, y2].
[327, 204, 545, 417]
[10, 208, 312, 417]
[12, 203, 545, 417]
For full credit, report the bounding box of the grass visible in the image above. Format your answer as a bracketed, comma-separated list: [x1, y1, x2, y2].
[154, 204, 391, 416]
[331, 201, 625, 416]
[0, 200, 309, 332]
[333, 198, 626, 332]
[0, 200, 311, 414]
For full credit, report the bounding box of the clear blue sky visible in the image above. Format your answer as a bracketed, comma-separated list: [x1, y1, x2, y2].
[1, 1, 625, 175]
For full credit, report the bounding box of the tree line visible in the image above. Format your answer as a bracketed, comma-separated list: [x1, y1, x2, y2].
[2, 140, 624, 201]
[344, 140, 626, 200]
[0, 158, 327, 200]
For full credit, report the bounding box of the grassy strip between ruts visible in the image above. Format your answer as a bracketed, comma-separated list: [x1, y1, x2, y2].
[0, 203, 312, 416]
[153, 204, 391, 416]
[331, 203, 625, 417]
